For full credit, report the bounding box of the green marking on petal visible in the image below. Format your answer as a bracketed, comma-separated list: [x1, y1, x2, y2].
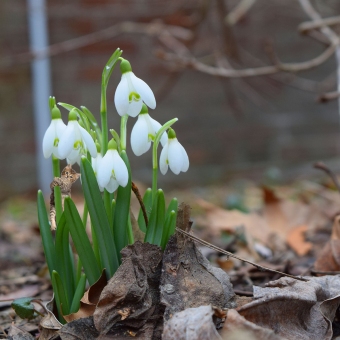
[129, 92, 140, 103]
[53, 138, 59, 147]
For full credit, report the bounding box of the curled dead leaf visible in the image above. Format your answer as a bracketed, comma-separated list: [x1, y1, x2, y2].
[162, 305, 221, 340]
[238, 276, 340, 340]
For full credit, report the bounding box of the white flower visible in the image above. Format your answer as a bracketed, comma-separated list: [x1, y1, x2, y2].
[58, 110, 97, 165]
[97, 148, 128, 193]
[131, 112, 167, 156]
[92, 154, 104, 192]
[114, 60, 156, 117]
[42, 108, 66, 159]
[160, 133, 189, 175]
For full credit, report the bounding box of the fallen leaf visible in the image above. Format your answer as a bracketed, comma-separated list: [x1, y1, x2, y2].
[0, 285, 40, 308]
[94, 241, 164, 337]
[286, 225, 312, 256]
[222, 309, 285, 340]
[58, 316, 99, 340]
[238, 276, 340, 340]
[315, 215, 340, 273]
[7, 324, 35, 340]
[63, 270, 107, 323]
[162, 305, 221, 340]
[160, 206, 236, 324]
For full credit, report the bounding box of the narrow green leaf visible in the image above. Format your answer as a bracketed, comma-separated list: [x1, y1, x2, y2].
[55, 213, 74, 305]
[127, 213, 134, 245]
[137, 188, 152, 233]
[144, 189, 165, 245]
[54, 186, 62, 224]
[160, 198, 178, 249]
[80, 157, 119, 276]
[69, 273, 86, 314]
[81, 106, 102, 143]
[37, 190, 56, 278]
[111, 199, 116, 237]
[113, 151, 131, 261]
[64, 197, 101, 285]
[58, 103, 90, 132]
[103, 48, 123, 87]
[52, 270, 68, 322]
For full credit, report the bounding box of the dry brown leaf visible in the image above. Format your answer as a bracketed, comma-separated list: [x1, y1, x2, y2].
[7, 324, 35, 340]
[196, 199, 271, 245]
[58, 316, 99, 340]
[238, 276, 340, 340]
[94, 241, 164, 338]
[286, 225, 312, 256]
[162, 305, 221, 340]
[222, 309, 285, 340]
[63, 270, 107, 323]
[315, 215, 340, 273]
[0, 285, 40, 308]
[160, 229, 236, 324]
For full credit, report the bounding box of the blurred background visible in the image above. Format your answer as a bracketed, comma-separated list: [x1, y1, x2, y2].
[1, 0, 340, 199]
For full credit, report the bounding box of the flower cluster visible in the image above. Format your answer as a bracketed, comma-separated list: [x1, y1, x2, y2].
[43, 58, 189, 193]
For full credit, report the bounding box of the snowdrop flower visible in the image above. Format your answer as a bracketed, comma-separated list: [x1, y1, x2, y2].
[160, 128, 189, 175]
[58, 109, 97, 165]
[42, 106, 66, 159]
[114, 59, 156, 117]
[131, 104, 167, 156]
[97, 139, 128, 193]
[92, 143, 104, 191]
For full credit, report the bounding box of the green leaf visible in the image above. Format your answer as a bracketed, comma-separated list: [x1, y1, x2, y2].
[58, 103, 91, 132]
[11, 298, 35, 320]
[137, 188, 152, 233]
[144, 189, 165, 245]
[160, 198, 178, 249]
[64, 197, 101, 285]
[69, 273, 86, 314]
[113, 151, 131, 261]
[52, 271, 68, 322]
[54, 186, 62, 224]
[81, 106, 102, 144]
[55, 213, 75, 306]
[37, 190, 56, 278]
[103, 48, 123, 87]
[80, 157, 119, 276]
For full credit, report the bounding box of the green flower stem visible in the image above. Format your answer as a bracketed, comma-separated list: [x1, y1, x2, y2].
[76, 202, 88, 283]
[152, 118, 178, 200]
[120, 114, 128, 151]
[52, 155, 60, 177]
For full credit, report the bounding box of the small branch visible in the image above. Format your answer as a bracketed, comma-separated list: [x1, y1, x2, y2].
[226, 0, 256, 26]
[313, 162, 340, 193]
[176, 228, 309, 282]
[131, 182, 148, 227]
[299, 16, 340, 34]
[318, 90, 340, 102]
[311, 269, 340, 275]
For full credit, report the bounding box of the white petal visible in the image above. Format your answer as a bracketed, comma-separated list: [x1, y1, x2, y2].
[149, 116, 168, 146]
[42, 122, 55, 158]
[97, 151, 113, 188]
[114, 75, 129, 116]
[55, 119, 67, 137]
[179, 142, 189, 172]
[168, 139, 183, 175]
[112, 150, 128, 187]
[67, 149, 81, 165]
[79, 125, 97, 158]
[130, 73, 156, 109]
[105, 177, 119, 193]
[58, 122, 76, 159]
[159, 144, 169, 175]
[131, 116, 151, 156]
[126, 98, 143, 117]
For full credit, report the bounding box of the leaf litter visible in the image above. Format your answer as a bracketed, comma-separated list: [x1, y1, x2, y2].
[3, 176, 340, 339]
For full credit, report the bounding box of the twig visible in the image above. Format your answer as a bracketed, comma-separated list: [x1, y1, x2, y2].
[226, 0, 256, 26]
[299, 16, 340, 34]
[175, 228, 309, 282]
[131, 182, 148, 227]
[313, 162, 340, 193]
[318, 90, 340, 102]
